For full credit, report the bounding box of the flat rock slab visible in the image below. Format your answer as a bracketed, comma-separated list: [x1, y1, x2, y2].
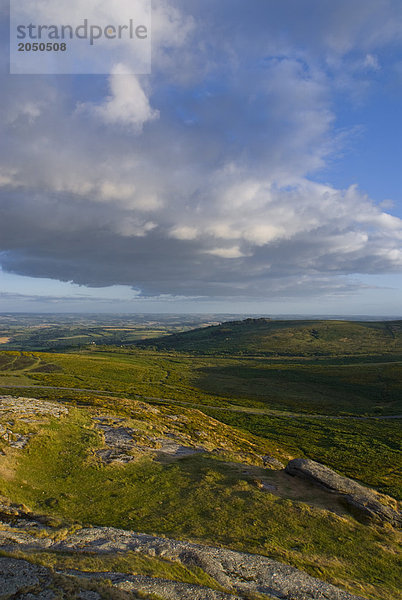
[0, 556, 239, 600]
[54, 526, 367, 600]
[94, 416, 205, 464]
[0, 557, 108, 600]
[0, 523, 367, 600]
[0, 556, 43, 596]
[0, 396, 68, 420]
[285, 458, 401, 526]
[0, 397, 69, 450]
[0, 557, 103, 599]
[68, 570, 241, 600]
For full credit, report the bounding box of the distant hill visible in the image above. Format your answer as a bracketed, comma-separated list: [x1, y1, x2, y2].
[138, 318, 402, 356]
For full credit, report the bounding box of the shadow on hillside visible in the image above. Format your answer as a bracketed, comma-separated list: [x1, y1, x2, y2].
[192, 363, 401, 415]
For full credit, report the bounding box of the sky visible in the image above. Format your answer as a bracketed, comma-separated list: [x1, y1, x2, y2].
[0, 0, 401, 315]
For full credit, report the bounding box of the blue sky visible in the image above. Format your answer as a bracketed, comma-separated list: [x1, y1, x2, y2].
[0, 0, 401, 314]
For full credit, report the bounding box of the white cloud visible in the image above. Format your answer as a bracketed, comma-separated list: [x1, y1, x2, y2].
[169, 226, 199, 240]
[0, 169, 18, 187]
[113, 218, 156, 237]
[243, 224, 287, 246]
[363, 53, 380, 70]
[204, 246, 246, 259]
[0, 0, 401, 303]
[86, 64, 159, 131]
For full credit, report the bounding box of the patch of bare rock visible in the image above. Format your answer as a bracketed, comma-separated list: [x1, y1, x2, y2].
[0, 396, 68, 450]
[54, 527, 367, 600]
[66, 570, 241, 600]
[0, 556, 138, 600]
[0, 396, 68, 420]
[93, 415, 206, 464]
[285, 458, 401, 527]
[0, 514, 367, 600]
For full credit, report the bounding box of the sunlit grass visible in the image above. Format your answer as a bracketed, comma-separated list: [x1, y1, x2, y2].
[0, 410, 400, 600]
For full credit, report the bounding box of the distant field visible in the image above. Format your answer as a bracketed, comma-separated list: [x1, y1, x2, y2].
[0, 314, 220, 351]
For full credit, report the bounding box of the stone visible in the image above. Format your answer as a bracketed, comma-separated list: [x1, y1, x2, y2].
[262, 454, 285, 469]
[0, 557, 42, 596]
[285, 458, 401, 526]
[77, 591, 101, 600]
[0, 522, 367, 599]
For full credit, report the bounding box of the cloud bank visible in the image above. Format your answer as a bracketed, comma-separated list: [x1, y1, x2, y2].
[0, 0, 401, 303]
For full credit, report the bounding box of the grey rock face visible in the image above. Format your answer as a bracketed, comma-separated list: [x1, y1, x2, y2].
[285, 458, 401, 526]
[0, 556, 238, 600]
[262, 454, 285, 469]
[55, 527, 367, 599]
[0, 557, 42, 596]
[0, 396, 69, 420]
[68, 571, 241, 600]
[93, 415, 205, 464]
[0, 522, 367, 600]
[0, 557, 116, 600]
[77, 592, 101, 600]
[0, 396, 69, 450]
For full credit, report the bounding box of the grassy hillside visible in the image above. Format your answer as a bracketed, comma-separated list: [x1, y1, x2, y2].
[0, 341, 401, 498]
[1, 348, 401, 417]
[0, 322, 401, 600]
[195, 361, 402, 415]
[0, 393, 401, 600]
[0, 320, 401, 599]
[139, 318, 402, 357]
[0, 348, 401, 498]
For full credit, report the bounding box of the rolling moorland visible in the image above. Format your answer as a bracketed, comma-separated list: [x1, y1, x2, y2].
[0, 317, 401, 600]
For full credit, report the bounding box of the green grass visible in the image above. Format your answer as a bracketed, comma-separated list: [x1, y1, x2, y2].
[0, 351, 54, 386]
[0, 409, 401, 600]
[2, 348, 401, 416]
[140, 319, 402, 357]
[3, 549, 225, 591]
[194, 362, 402, 415]
[2, 379, 400, 498]
[1, 345, 401, 498]
[203, 409, 402, 499]
[0, 322, 401, 600]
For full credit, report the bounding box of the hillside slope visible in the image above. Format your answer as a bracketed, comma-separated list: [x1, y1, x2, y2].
[139, 319, 402, 357]
[0, 395, 401, 600]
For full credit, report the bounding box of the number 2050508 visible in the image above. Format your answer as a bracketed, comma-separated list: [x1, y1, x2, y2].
[18, 42, 67, 52]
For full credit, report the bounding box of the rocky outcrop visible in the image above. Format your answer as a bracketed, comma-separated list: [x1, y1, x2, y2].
[0, 556, 131, 599]
[0, 396, 69, 450]
[67, 570, 241, 600]
[93, 415, 206, 464]
[0, 557, 44, 597]
[0, 396, 68, 420]
[285, 458, 402, 526]
[262, 454, 285, 469]
[0, 557, 238, 600]
[0, 520, 367, 600]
